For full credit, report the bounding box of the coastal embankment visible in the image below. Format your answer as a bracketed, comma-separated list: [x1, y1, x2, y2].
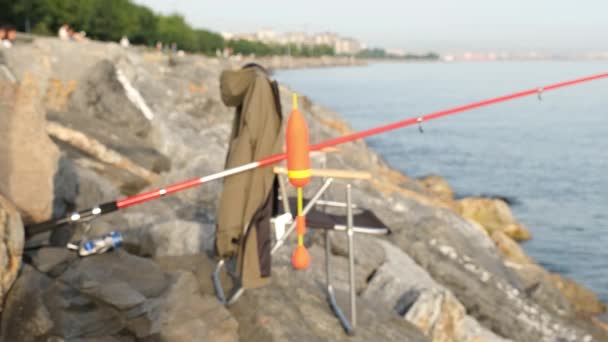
[0, 36, 606, 341]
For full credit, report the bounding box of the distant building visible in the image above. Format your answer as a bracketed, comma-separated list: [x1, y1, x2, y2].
[334, 37, 363, 55]
[386, 48, 406, 57]
[222, 29, 365, 55]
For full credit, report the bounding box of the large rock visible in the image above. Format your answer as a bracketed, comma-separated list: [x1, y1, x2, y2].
[416, 174, 455, 204]
[407, 238, 601, 341]
[139, 219, 215, 257]
[152, 271, 238, 342]
[1, 265, 55, 341]
[0, 195, 24, 311]
[549, 274, 606, 318]
[229, 242, 428, 342]
[374, 194, 603, 341]
[493, 231, 606, 318]
[491, 231, 534, 265]
[362, 240, 511, 342]
[0, 74, 76, 223]
[3, 249, 237, 341]
[68, 60, 151, 138]
[457, 197, 531, 241]
[48, 59, 171, 189]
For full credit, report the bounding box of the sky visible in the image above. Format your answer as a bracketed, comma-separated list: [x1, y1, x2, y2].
[134, 0, 608, 53]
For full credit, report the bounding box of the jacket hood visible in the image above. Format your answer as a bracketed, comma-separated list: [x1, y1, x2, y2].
[220, 68, 264, 107]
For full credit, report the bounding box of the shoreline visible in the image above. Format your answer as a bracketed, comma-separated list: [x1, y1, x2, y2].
[270, 64, 608, 308]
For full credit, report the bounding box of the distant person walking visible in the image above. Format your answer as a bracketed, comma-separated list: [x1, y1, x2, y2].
[120, 36, 130, 48]
[1, 25, 16, 48]
[58, 24, 70, 40]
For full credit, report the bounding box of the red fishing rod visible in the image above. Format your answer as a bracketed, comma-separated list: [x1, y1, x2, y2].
[26, 72, 608, 236]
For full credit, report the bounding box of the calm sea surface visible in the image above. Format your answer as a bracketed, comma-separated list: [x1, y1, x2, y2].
[276, 61, 608, 301]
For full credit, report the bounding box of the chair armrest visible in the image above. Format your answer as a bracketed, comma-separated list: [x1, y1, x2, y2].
[273, 167, 371, 180]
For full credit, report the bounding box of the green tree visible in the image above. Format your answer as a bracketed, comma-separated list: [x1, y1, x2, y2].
[195, 29, 224, 55]
[156, 14, 197, 51]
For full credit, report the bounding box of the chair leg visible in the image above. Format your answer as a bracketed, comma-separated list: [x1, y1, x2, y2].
[346, 184, 357, 330]
[227, 287, 245, 306]
[277, 173, 291, 215]
[212, 259, 227, 305]
[271, 178, 334, 255]
[325, 230, 331, 288]
[325, 229, 354, 335]
[212, 259, 245, 306]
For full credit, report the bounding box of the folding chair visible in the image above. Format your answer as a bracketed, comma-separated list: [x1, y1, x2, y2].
[271, 167, 391, 335]
[212, 163, 391, 336]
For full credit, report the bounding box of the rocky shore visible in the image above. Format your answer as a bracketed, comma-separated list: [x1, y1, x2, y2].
[0, 37, 606, 341]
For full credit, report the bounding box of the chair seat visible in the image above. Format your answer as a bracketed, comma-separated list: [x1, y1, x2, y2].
[283, 197, 391, 235]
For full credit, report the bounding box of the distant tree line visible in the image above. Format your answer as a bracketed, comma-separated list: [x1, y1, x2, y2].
[357, 48, 440, 60]
[226, 40, 334, 57]
[0, 0, 335, 57]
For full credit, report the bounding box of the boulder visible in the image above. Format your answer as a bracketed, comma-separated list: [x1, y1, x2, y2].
[154, 254, 233, 296]
[492, 231, 605, 317]
[139, 219, 215, 257]
[549, 274, 606, 317]
[72, 164, 121, 209]
[491, 231, 534, 265]
[373, 194, 603, 341]
[48, 59, 171, 187]
[0, 74, 76, 223]
[323, 231, 386, 293]
[0, 195, 24, 310]
[229, 242, 428, 342]
[2, 249, 237, 341]
[457, 197, 531, 241]
[387, 196, 522, 289]
[1, 265, 55, 341]
[363, 240, 511, 342]
[153, 271, 238, 342]
[416, 174, 455, 204]
[68, 60, 151, 138]
[407, 238, 600, 341]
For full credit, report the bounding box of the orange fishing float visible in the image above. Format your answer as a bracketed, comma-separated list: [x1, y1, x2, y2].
[287, 94, 311, 270]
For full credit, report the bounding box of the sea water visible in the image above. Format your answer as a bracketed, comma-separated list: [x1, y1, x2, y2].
[276, 61, 608, 301]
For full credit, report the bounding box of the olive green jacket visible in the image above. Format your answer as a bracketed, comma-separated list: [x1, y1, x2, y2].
[215, 67, 282, 289]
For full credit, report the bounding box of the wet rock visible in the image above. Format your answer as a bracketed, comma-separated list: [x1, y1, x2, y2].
[0, 74, 75, 223]
[457, 197, 531, 241]
[0, 195, 24, 310]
